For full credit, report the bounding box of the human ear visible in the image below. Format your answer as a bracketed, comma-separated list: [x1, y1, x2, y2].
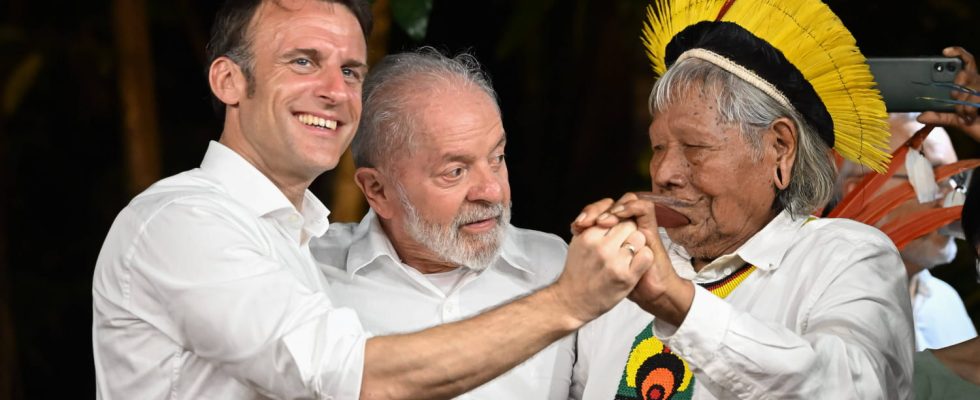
[770, 117, 798, 190]
[208, 56, 247, 106]
[354, 167, 396, 219]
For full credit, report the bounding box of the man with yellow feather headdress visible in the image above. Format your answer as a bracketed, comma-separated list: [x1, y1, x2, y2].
[568, 0, 913, 398]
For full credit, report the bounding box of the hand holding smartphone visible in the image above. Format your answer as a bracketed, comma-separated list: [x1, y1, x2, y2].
[868, 57, 964, 112]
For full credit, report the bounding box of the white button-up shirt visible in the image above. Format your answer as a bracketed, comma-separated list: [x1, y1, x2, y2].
[312, 211, 575, 400]
[92, 141, 367, 400]
[571, 212, 914, 399]
[912, 270, 977, 351]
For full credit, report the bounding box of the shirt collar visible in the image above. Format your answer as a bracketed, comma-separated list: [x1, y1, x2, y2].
[666, 210, 810, 275]
[346, 210, 401, 277]
[736, 211, 813, 271]
[345, 210, 532, 277]
[912, 270, 933, 298]
[299, 191, 331, 238]
[199, 141, 330, 238]
[497, 227, 535, 275]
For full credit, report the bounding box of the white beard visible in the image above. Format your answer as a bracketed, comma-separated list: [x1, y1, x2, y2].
[397, 187, 510, 271]
[903, 235, 958, 270]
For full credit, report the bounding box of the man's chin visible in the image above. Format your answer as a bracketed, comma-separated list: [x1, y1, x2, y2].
[455, 233, 504, 271]
[451, 247, 499, 272]
[665, 230, 729, 261]
[904, 237, 958, 271]
[664, 225, 698, 246]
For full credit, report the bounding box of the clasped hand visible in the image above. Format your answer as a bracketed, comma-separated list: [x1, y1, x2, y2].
[570, 192, 696, 327]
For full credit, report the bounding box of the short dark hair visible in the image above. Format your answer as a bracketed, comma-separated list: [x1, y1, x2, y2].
[205, 0, 372, 112]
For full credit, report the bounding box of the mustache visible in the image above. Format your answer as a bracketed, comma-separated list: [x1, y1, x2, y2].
[455, 202, 505, 227]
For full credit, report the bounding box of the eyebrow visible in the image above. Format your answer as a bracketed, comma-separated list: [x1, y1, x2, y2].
[282, 48, 368, 71]
[345, 59, 368, 71]
[282, 48, 320, 61]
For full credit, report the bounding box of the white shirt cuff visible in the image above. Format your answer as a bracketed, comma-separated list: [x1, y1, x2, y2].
[652, 284, 733, 368]
[283, 307, 368, 400]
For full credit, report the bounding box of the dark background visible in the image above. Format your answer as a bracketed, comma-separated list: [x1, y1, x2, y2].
[0, 0, 977, 398]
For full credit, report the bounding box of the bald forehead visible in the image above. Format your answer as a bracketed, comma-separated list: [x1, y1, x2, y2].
[920, 128, 958, 165]
[887, 115, 957, 165]
[401, 76, 499, 124]
[404, 73, 494, 104]
[413, 81, 501, 134]
[380, 79, 501, 167]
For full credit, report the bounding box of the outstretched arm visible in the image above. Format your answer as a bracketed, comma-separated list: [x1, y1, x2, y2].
[360, 221, 654, 400]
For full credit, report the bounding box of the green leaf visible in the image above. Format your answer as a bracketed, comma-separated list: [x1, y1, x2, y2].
[391, 0, 433, 41]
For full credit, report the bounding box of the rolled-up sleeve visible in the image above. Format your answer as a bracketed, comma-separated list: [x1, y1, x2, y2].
[652, 239, 913, 399]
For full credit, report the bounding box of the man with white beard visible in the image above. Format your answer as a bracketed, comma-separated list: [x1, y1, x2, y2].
[839, 112, 977, 351]
[312, 48, 574, 399]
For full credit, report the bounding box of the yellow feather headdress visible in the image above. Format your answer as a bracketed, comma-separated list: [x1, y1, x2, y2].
[642, 0, 891, 172]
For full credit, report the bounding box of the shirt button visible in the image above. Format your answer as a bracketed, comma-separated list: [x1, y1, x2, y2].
[442, 303, 459, 321]
[285, 214, 304, 230]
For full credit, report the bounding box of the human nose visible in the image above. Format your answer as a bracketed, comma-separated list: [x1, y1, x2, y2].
[314, 67, 351, 105]
[467, 165, 505, 204]
[650, 146, 688, 189]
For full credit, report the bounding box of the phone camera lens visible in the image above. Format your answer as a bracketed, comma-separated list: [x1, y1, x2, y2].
[934, 63, 945, 72]
[947, 62, 958, 72]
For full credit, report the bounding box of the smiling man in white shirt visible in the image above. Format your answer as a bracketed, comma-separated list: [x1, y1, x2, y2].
[91, 1, 656, 399]
[313, 48, 573, 399]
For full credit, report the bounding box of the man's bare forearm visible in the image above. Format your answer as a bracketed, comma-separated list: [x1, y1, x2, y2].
[359, 221, 651, 399]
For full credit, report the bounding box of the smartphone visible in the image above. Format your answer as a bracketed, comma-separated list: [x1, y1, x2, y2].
[867, 57, 963, 112]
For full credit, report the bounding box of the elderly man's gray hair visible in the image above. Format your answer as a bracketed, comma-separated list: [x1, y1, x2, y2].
[352, 47, 500, 170]
[648, 57, 836, 218]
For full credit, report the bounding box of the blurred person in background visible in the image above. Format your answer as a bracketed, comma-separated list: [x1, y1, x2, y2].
[834, 45, 980, 352]
[837, 113, 976, 351]
[914, 171, 980, 399]
[913, 45, 980, 399]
